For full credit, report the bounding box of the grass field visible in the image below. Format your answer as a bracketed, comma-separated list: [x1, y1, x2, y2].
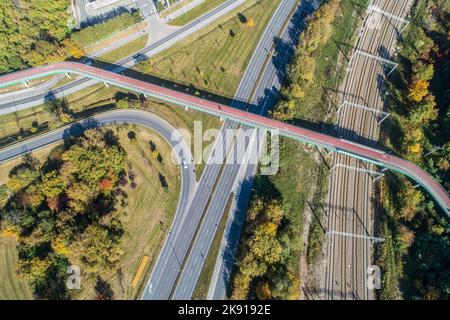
[0, 238, 33, 300]
[85, 22, 148, 55]
[92, 35, 148, 69]
[167, 0, 227, 26]
[143, 0, 281, 98]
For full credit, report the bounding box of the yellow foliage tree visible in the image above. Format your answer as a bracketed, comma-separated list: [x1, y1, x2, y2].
[63, 38, 85, 59]
[397, 181, 424, 221]
[408, 79, 429, 102]
[246, 17, 255, 28]
[408, 142, 422, 154]
[52, 237, 70, 256]
[291, 83, 305, 99]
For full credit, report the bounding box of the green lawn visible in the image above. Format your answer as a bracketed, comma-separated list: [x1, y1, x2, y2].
[92, 35, 148, 69]
[168, 0, 227, 26]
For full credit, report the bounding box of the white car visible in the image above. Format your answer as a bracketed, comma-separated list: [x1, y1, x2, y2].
[181, 158, 188, 169]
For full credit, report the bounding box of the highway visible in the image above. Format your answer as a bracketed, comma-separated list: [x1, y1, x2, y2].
[323, 0, 413, 300]
[0, 0, 245, 115]
[0, 108, 196, 249]
[0, 62, 448, 214]
[170, 0, 310, 299]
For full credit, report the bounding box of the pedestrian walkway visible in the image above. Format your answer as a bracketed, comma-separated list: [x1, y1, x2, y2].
[146, 16, 181, 46]
[161, 0, 206, 22]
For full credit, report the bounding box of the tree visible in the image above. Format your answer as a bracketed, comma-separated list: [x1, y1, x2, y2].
[117, 99, 129, 109]
[136, 58, 153, 74]
[408, 95, 438, 126]
[31, 121, 39, 133]
[290, 83, 305, 99]
[62, 39, 85, 59]
[255, 282, 272, 300]
[397, 181, 424, 221]
[41, 171, 67, 198]
[6, 166, 39, 192]
[408, 79, 430, 102]
[99, 179, 114, 194]
[78, 224, 123, 272]
[24, 184, 44, 209]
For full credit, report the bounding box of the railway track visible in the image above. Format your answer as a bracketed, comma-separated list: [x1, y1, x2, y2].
[324, 0, 412, 300]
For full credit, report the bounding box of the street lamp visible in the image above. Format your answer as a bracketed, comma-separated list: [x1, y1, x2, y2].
[425, 146, 444, 157]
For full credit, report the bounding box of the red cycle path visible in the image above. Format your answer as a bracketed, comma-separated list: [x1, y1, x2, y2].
[1, 62, 448, 215]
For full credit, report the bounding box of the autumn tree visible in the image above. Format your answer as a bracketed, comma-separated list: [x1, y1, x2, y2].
[397, 181, 424, 221]
[77, 224, 124, 272]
